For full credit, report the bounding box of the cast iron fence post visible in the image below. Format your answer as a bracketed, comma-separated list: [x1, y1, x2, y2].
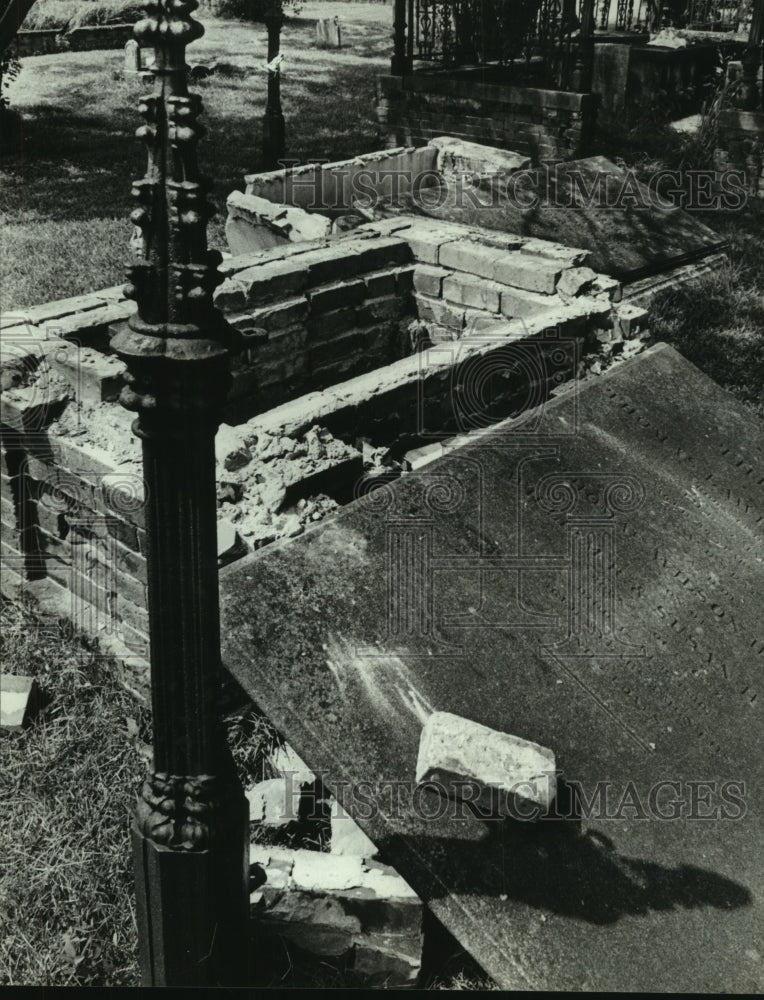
[391, 0, 411, 74]
[263, 0, 286, 169]
[573, 0, 596, 92]
[111, 0, 249, 985]
[737, 0, 764, 111]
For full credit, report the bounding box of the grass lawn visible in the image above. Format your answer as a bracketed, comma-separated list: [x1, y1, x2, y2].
[0, 600, 146, 985]
[1, 6, 392, 307]
[0, 5, 762, 987]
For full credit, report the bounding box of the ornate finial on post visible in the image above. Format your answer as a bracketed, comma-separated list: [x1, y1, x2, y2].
[112, 0, 248, 987]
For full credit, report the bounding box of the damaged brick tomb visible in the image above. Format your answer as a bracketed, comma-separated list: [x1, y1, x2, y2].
[0, 24, 761, 983]
[3, 205, 762, 988]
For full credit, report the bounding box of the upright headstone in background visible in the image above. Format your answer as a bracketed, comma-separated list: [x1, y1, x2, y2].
[591, 43, 631, 114]
[316, 16, 341, 49]
[123, 38, 140, 75]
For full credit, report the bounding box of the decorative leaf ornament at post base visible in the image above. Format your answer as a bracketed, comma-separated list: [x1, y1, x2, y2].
[111, 0, 249, 986]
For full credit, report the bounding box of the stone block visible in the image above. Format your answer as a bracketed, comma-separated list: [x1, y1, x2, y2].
[291, 853, 366, 893]
[519, 238, 590, 267]
[47, 340, 125, 405]
[492, 253, 562, 294]
[412, 264, 450, 297]
[248, 845, 422, 984]
[236, 259, 310, 307]
[0, 675, 38, 730]
[246, 777, 302, 827]
[300, 245, 362, 286]
[415, 295, 466, 331]
[226, 190, 332, 256]
[429, 135, 531, 176]
[401, 225, 461, 265]
[556, 265, 598, 299]
[612, 302, 649, 340]
[416, 711, 557, 816]
[442, 272, 503, 313]
[403, 441, 444, 470]
[308, 279, 367, 314]
[352, 938, 420, 985]
[498, 287, 558, 321]
[439, 240, 505, 280]
[363, 270, 397, 298]
[354, 237, 413, 273]
[306, 306, 358, 344]
[215, 424, 253, 472]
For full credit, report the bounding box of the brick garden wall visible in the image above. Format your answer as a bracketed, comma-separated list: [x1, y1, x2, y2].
[376, 74, 599, 164]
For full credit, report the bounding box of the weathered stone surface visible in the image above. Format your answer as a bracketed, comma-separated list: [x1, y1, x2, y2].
[416, 711, 556, 814]
[442, 271, 504, 312]
[330, 802, 378, 858]
[291, 853, 366, 893]
[215, 425, 252, 471]
[429, 136, 531, 177]
[556, 266, 598, 299]
[417, 156, 725, 282]
[0, 675, 37, 730]
[124, 38, 140, 74]
[226, 190, 332, 256]
[221, 344, 763, 993]
[217, 517, 245, 564]
[246, 777, 301, 827]
[248, 845, 422, 983]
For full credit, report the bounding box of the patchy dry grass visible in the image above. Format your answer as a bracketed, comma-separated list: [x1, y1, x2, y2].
[0, 598, 145, 985]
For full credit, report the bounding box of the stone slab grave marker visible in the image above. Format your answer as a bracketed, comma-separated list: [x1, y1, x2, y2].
[220, 343, 763, 992]
[316, 16, 341, 49]
[124, 38, 140, 75]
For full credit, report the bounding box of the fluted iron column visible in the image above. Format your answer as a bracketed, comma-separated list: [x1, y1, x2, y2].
[111, 0, 248, 986]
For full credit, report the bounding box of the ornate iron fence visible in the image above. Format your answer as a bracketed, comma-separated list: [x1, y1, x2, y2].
[590, 0, 653, 29]
[684, 0, 749, 30]
[411, 0, 591, 86]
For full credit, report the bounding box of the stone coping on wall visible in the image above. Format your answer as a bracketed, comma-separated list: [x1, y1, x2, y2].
[379, 71, 597, 112]
[15, 24, 136, 56]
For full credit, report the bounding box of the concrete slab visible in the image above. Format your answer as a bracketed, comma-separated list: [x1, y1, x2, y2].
[220, 344, 763, 992]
